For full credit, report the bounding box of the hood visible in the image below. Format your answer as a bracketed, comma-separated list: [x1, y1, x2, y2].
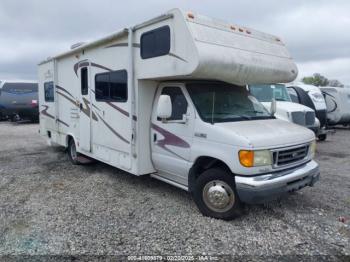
[215, 119, 315, 148]
[262, 101, 315, 113]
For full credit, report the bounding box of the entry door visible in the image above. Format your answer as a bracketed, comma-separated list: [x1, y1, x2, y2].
[79, 62, 91, 152]
[151, 84, 194, 186]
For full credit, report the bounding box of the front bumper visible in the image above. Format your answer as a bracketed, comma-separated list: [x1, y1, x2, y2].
[235, 160, 320, 204]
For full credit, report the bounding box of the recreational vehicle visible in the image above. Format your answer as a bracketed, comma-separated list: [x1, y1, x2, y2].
[320, 86, 350, 126]
[38, 9, 319, 219]
[0, 80, 39, 122]
[287, 83, 328, 140]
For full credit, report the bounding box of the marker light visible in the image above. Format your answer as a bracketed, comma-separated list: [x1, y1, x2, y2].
[239, 150, 254, 167]
[187, 12, 194, 19]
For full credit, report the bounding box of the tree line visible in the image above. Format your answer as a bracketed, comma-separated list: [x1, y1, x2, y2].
[302, 73, 344, 87]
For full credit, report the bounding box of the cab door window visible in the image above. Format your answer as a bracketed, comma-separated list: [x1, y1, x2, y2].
[160, 87, 188, 121]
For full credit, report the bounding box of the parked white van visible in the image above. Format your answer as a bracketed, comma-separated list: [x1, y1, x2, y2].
[38, 9, 319, 219]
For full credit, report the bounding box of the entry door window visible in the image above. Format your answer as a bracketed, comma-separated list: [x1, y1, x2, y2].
[81, 67, 88, 95]
[160, 87, 188, 121]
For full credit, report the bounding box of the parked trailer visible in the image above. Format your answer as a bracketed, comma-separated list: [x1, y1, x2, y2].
[320, 86, 350, 126]
[287, 83, 329, 141]
[0, 80, 39, 122]
[38, 9, 319, 220]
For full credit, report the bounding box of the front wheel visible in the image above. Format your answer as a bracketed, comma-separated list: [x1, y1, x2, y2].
[318, 134, 327, 141]
[192, 168, 243, 220]
[68, 138, 82, 165]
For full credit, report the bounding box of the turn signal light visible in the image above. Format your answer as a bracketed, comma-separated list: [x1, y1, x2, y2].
[239, 150, 254, 167]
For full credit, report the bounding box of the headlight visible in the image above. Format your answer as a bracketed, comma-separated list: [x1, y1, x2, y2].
[310, 140, 317, 158]
[239, 150, 272, 167]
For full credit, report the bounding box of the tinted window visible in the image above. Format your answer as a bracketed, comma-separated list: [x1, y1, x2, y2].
[81, 67, 88, 95]
[160, 87, 188, 121]
[95, 70, 127, 102]
[44, 82, 54, 102]
[141, 26, 170, 59]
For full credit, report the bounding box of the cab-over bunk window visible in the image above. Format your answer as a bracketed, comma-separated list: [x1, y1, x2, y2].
[141, 26, 170, 59]
[95, 70, 127, 102]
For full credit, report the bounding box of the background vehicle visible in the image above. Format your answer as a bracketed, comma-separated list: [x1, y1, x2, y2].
[320, 86, 350, 126]
[249, 84, 320, 133]
[0, 80, 39, 122]
[38, 9, 319, 220]
[287, 83, 329, 141]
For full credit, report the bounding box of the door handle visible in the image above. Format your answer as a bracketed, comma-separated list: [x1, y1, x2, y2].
[153, 133, 157, 142]
[79, 103, 83, 110]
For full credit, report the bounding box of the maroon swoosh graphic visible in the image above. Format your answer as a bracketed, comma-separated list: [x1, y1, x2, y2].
[151, 123, 190, 160]
[57, 118, 69, 127]
[40, 105, 55, 119]
[56, 85, 75, 99]
[74, 61, 113, 76]
[81, 98, 98, 121]
[57, 91, 77, 107]
[95, 112, 130, 144]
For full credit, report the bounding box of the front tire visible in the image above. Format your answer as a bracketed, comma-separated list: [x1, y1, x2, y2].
[318, 134, 327, 141]
[68, 138, 81, 165]
[192, 168, 243, 220]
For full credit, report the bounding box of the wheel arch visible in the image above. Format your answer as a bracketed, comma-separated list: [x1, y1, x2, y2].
[188, 156, 233, 193]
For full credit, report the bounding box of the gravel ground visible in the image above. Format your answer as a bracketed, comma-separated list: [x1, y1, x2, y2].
[0, 122, 349, 260]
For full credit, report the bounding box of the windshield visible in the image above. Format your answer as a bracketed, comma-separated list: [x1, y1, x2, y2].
[186, 82, 273, 123]
[249, 84, 292, 102]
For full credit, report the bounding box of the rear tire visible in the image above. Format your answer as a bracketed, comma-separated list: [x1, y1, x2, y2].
[318, 134, 327, 141]
[192, 168, 243, 220]
[68, 138, 82, 165]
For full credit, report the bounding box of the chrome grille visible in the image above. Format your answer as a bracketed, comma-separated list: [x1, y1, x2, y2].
[305, 111, 315, 126]
[291, 112, 305, 126]
[273, 145, 309, 167]
[291, 111, 315, 127]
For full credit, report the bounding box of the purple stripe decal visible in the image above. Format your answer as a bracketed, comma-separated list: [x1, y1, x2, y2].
[40, 105, 55, 119]
[74, 61, 113, 76]
[57, 118, 69, 127]
[151, 123, 190, 161]
[57, 91, 77, 107]
[56, 85, 74, 99]
[106, 102, 130, 118]
[95, 112, 130, 144]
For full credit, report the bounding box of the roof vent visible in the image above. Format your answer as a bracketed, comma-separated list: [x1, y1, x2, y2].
[70, 42, 86, 49]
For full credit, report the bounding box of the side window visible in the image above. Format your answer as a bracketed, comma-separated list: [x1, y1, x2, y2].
[141, 26, 170, 59]
[160, 87, 188, 121]
[44, 82, 54, 102]
[81, 67, 88, 95]
[288, 87, 300, 103]
[95, 70, 127, 102]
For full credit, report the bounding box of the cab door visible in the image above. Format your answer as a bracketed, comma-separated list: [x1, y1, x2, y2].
[78, 62, 92, 152]
[151, 84, 194, 186]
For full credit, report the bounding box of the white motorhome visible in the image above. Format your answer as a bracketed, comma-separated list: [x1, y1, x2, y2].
[249, 84, 320, 133]
[38, 9, 319, 220]
[320, 86, 350, 126]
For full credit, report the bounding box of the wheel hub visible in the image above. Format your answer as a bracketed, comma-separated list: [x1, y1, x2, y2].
[203, 180, 235, 213]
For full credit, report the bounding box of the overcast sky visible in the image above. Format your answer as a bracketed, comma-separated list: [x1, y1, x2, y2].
[0, 0, 349, 84]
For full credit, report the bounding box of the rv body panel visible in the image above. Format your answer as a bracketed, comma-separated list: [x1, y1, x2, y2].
[321, 86, 350, 125]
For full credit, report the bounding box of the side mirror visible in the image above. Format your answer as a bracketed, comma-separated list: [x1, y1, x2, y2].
[157, 95, 172, 120]
[271, 98, 277, 116]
